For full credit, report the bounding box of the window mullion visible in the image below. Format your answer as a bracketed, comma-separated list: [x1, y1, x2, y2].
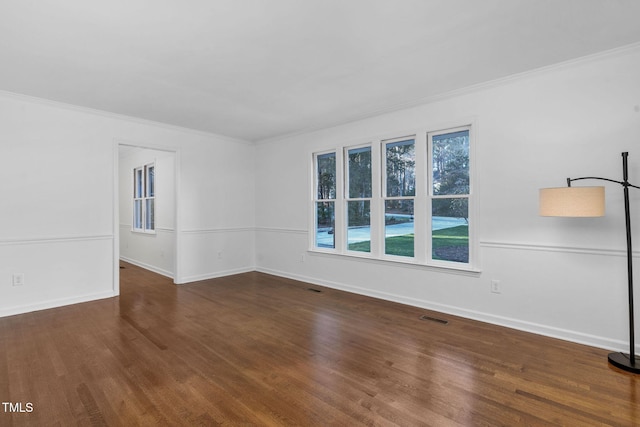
[468, 126, 477, 268]
[334, 149, 345, 252]
[414, 132, 427, 263]
[143, 165, 149, 231]
[371, 140, 383, 257]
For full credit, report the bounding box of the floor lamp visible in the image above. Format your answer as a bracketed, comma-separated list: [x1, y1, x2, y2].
[539, 152, 640, 374]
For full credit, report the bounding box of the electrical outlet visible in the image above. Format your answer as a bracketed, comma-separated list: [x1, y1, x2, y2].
[12, 273, 25, 287]
[217, 251, 223, 259]
[491, 279, 501, 294]
[300, 253, 306, 263]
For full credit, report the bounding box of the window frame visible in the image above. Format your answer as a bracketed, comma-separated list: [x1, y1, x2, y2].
[427, 125, 474, 269]
[312, 150, 340, 250]
[382, 136, 418, 260]
[132, 162, 156, 234]
[344, 144, 374, 255]
[309, 122, 477, 273]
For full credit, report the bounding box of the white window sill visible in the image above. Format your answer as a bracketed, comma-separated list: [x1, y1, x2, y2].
[131, 229, 157, 235]
[307, 248, 481, 277]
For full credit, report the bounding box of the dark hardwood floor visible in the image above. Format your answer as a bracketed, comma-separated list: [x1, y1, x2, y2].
[0, 262, 639, 426]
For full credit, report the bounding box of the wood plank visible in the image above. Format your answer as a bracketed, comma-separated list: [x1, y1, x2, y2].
[0, 262, 638, 426]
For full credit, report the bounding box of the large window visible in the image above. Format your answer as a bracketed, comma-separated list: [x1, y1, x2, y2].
[314, 152, 336, 248]
[133, 163, 155, 233]
[346, 146, 372, 253]
[430, 129, 470, 264]
[311, 125, 475, 270]
[384, 138, 415, 258]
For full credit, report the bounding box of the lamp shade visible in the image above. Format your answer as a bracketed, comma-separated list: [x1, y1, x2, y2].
[539, 186, 605, 217]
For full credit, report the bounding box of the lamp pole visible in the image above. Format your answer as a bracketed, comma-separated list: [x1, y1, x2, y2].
[568, 152, 640, 373]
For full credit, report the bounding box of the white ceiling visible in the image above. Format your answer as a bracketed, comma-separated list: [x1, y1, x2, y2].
[2, 0, 640, 142]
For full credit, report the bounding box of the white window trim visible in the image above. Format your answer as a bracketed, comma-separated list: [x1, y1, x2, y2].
[132, 161, 156, 234]
[381, 135, 420, 261]
[309, 121, 478, 273]
[427, 125, 475, 269]
[344, 143, 374, 255]
[311, 150, 340, 251]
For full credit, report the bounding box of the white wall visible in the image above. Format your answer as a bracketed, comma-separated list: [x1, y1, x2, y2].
[119, 147, 176, 277]
[2, 43, 639, 356]
[0, 92, 255, 317]
[254, 45, 640, 353]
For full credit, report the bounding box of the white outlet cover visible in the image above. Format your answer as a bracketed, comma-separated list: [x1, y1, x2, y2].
[12, 273, 25, 286]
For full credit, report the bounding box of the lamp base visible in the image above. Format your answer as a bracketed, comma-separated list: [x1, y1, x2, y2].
[608, 352, 640, 374]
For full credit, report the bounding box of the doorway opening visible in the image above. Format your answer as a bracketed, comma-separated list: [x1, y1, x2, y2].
[114, 143, 179, 293]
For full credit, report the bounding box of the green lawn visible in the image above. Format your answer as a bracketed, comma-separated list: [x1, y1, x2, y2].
[432, 225, 469, 247]
[384, 234, 415, 257]
[348, 240, 371, 253]
[348, 225, 469, 258]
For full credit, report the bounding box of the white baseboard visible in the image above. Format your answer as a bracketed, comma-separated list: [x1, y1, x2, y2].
[119, 256, 255, 284]
[119, 256, 174, 279]
[255, 266, 631, 354]
[178, 266, 256, 284]
[0, 290, 117, 318]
